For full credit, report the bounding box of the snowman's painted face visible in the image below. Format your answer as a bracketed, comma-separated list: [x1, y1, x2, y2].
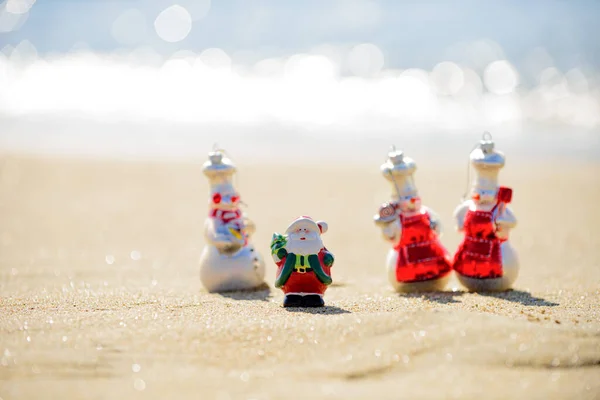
[210, 187, 240, 210]
[397, 195, 421, 212]
[472, 188, 497, 205]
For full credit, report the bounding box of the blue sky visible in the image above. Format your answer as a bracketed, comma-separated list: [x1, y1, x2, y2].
[1, 0, 599, 72]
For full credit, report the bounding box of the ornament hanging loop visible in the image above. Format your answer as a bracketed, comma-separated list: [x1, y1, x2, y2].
[212, 142, 228, 157]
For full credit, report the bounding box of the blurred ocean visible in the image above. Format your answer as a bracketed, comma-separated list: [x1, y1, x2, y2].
[1, 0, 599, 161]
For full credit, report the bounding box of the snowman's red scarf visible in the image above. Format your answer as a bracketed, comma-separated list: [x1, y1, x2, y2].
[209, 208, 242, 223]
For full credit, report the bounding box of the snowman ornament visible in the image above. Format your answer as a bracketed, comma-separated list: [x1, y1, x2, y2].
[199, 149, 266, 292]
[374, 148, 452, 292]
[453, 133, 519, 291]
[271, 216, 334, 307]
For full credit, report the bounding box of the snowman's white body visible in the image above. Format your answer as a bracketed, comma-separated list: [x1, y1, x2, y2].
[199, 149, 266, 293]
[454, 200, 519, 291]
[199, 215, 265, 292]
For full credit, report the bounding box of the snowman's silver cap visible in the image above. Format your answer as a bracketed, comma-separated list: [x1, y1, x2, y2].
[470, 132, 505, 170]
[380, 147, 416, 180]
[202, 149, 236, 183]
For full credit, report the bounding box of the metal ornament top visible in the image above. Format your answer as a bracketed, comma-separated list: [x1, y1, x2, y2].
[380, 147, 418, 198]
[202, 149, 237, 187]
[381, 148, 417, 178]
[470, 132, 505, 169]
[469, 132, 506, 192]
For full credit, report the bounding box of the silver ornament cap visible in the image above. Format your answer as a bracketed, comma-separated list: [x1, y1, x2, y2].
[470, 131, 505, 171]
[381, 146, 418, 198]
[381, 148, 417, 177]
[202, 148, 237, 187]
[469, 132, 506, 191]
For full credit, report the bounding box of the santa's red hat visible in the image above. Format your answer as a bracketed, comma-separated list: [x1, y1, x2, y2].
[285, 216, 328, 235]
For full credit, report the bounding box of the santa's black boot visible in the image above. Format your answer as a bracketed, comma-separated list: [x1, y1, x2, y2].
[283, 295, 303, 307]
[302, 295, 325, 307]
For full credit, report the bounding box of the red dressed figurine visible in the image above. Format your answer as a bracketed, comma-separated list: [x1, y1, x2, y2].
[271, 216, 334, 307]
[374, 148, 452, 292]
[453, 133, 519, 291]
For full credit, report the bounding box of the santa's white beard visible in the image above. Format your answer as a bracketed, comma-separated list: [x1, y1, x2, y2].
[286, 235, 323, 256]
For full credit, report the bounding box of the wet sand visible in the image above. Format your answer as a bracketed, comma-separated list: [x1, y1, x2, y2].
[0, 154, 599, 400]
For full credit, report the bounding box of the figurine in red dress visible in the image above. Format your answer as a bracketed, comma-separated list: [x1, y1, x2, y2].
[271, 216, 334, 307]
[374, 148, 452, 292]
[453, 133, 519, 291]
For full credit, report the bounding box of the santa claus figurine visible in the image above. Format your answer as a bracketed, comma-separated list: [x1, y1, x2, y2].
[453, 132, 519, 291]
[374, 147, 452, 292]
[271, 216, 334, 307]
[199, 148, 266, 292]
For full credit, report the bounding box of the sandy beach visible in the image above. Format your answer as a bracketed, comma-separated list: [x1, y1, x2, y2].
[0, 153, 599, 400]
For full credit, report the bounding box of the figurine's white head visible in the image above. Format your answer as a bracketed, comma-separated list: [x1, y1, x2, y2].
[469, 133, 505, 205]
[381, 148, 420, 211]
[285, 216, 327, 256]
[397, 195, 422, 213]
[210, 184, 241, 211]
[202, 149, 241, 211]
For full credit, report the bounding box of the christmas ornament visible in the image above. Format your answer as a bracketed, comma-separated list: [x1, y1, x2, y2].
[199, 148, 266, 292]
[453, 132, 519, 291]
[374, 147, 452, 292]
[271, 216, 334, 307]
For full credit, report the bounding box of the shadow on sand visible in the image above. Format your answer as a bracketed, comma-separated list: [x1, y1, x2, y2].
[284, 305, 351, 315]
[216, 283, 272, 302]
[399, 291, 466, 304]
[399, 289, 559, 307]
[478, 290, 560, 307]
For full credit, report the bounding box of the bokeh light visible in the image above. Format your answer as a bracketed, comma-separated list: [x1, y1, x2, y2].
[431, 61, 464, 96]
[253, 58, 284, 77]
[5, 0, 36, 15]
[8, 39, 37, 65]
[0, 2, 29, 33]
[454, 68, 483, 103]
[524, 47, 555, 83]
[346, 43, 384, 78]
[565, 68, 589, 94]
[154, 5, 192, 43]
[199, 48, 232, 71]
[484, 60, 519, 95]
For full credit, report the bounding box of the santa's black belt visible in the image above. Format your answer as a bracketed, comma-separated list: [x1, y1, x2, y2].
[293, 267, 313, 273]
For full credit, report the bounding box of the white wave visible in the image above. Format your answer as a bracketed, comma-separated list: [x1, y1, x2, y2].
[0, 44, 599, 132]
